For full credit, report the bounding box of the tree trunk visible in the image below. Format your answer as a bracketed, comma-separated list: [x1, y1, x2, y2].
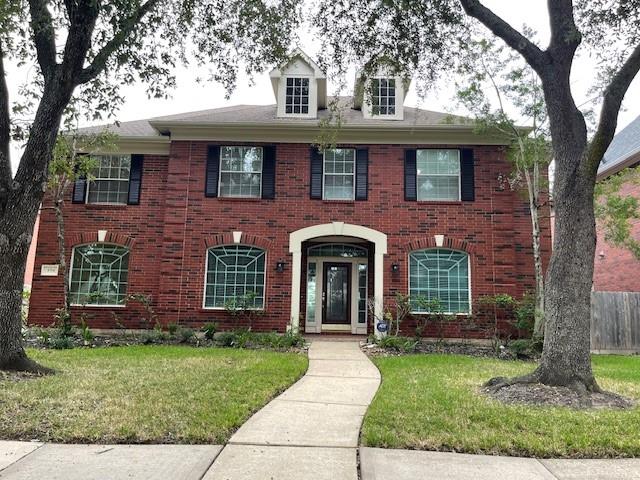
[54, 200, 71, 315]
[0, 86, 72, 372]
[0, 235, 52, 373]
[525, 164, 545, 338]
[533, 153, 599, 392]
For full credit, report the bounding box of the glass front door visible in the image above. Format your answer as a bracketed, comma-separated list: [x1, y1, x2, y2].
[322, 262, 351, 325]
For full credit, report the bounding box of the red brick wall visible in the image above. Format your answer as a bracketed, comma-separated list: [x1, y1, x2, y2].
[593, 180, 640, 292]
[28, 142, 552, 337]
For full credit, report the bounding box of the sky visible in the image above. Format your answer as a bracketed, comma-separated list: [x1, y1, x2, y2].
[7, 0, 640, 169]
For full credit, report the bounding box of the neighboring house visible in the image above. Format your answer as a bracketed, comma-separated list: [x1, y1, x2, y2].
[594, 114, 640, 292]
[28, 50, 551, 337]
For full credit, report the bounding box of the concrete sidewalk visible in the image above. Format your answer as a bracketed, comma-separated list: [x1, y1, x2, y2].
[359, 447, 640, 480]
[203, 340, 381, 480]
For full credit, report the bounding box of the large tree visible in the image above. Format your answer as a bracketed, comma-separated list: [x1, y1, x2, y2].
[314, 0, 640, 392]
[0, 0, 302, 372]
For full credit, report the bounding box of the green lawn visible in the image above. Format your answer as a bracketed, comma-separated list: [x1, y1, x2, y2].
[362, 354, 640, 458]
[0, 346, 307, 444]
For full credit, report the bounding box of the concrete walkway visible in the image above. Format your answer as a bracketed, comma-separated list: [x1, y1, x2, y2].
[203, 340, 381, 480]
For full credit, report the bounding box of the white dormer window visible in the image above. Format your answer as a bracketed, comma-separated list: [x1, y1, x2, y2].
[372, 78, 396, 116]
[270, 48, 327, 119]
[285, 77, 310, 114]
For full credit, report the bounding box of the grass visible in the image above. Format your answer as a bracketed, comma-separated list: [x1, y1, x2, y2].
[362, 354, 640, 458]
[0, 346, 307, 444]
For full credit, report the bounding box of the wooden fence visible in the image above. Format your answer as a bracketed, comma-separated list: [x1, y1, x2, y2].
[591, 291, 640, 353]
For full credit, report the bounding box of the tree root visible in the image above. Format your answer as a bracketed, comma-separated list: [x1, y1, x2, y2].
[0, 355, 55, 375]
[484, 368, 602, 395]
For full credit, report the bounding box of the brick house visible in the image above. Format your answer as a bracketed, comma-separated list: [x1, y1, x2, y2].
[594, 114, 640, 292]
[28, 50, 551, 337]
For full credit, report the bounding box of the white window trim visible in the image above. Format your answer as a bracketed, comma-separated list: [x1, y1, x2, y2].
[202, 244, 267, 310]
[217, 146, 263, 199]
[407, 248, 472, 315]
[322, 149, 356, 201]
[284, 76, 311, 115]
[85, 154, 131, 206]
[68, 242, 130, 307]
[416, 149, 462, 202]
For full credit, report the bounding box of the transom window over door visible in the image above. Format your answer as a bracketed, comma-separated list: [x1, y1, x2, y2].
[409, 248, 470, 314]
[372, 78, 396, 115]
[87, 154, 131, 204]
[204, 245, 266, 308]
[417, 149, 461, 201]
[70, 243, 130, 306]
[285, 77, 309, 114]
[323, 149, 355, 200]
[219, 146, 263, 198]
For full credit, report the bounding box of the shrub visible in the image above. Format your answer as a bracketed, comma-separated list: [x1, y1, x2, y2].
[377, 336, 418, 353]
[51, 335, 74, 350]
[167, 323, 178, 336]
[202, 322, 218, 340]
[177, 327, 195, 343]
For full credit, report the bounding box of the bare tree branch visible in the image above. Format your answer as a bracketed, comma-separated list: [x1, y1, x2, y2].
[589, 42, 640, 171]
[27, 0, 57, 81]
[77, 0, 162, 85]
[458, 0, 549, 75]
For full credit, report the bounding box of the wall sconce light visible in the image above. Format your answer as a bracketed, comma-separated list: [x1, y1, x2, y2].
[276, 260, 286, 273]
[391, 263, 400, 273]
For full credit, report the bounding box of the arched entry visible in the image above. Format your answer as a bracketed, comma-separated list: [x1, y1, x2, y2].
[289, 222, 387, 336]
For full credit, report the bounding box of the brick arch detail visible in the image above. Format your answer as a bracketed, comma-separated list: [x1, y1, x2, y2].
[402, 236, 475, 254]
[68, 231, 136, 248]
[204, 232, 274, 250]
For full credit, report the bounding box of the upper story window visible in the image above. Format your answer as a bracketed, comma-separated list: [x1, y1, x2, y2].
[87, 154, 131, 204]
[409, 248, 470, 314]
[70, 243, 130, 306]
[219, 146, 263, 198]
[417, 149, 461, 201]
[285, 77, 310, 114]
[323, 149, 355, 200]
[372, 78, 396, 116]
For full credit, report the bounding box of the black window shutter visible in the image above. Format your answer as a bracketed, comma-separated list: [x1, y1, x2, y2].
[205, 145, 220, 197]
[262, 146, 276, 199]
[460, 148, 475, 201]
[404, 149, 417, 201]
[127, 154, 144, 205]
[355, 149, 369, 201]
[310, 147, 323, 199]
[72, 178, 87, 204]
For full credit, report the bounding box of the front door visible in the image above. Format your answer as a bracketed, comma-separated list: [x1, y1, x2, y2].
[322, 262, 351, 325]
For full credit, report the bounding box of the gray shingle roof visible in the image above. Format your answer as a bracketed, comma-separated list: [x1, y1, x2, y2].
[599, 114, 640, 175]
[77, 96, 470, 138]
[77, 118, 161, 137]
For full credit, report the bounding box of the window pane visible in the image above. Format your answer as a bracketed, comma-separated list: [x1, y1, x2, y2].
[408, 249, 470, 313]
[323, 149, 355, 200]
[417, 176, 460, 201]
[219, 147, 263, 198]
[306, 263, 317, 324]
[86, 155, 131, 205]
[285, 77, 310, 115]
[69, 244, 130, 305]
[204, 245, 266, 308]
[372, 77, 396, 116]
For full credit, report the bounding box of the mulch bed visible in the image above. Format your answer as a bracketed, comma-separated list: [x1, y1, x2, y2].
[483, 383, 636, 409]
[362, 340, 525, 359]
